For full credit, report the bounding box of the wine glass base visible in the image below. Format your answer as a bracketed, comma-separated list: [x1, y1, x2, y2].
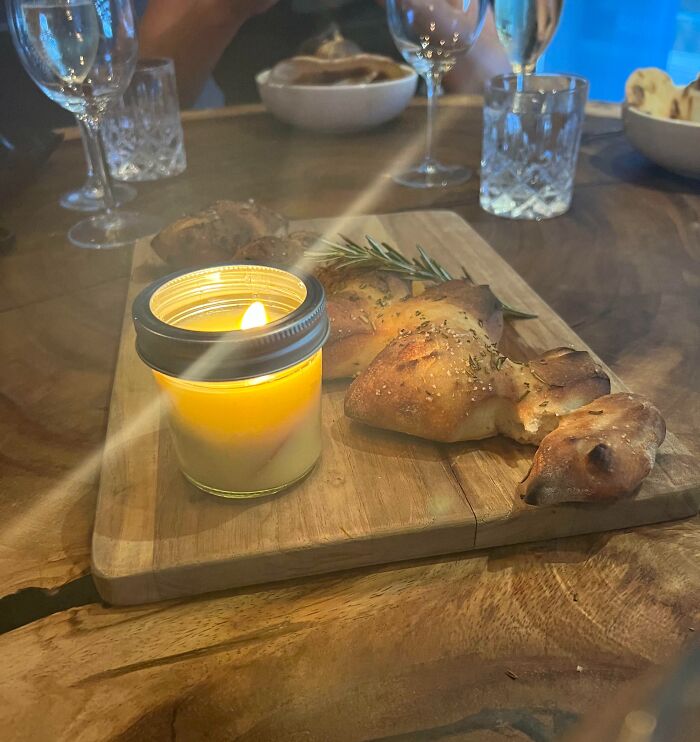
[393, 161, 472, 189]
[60, 182, 137, 212]
[68, 211, 164, 250]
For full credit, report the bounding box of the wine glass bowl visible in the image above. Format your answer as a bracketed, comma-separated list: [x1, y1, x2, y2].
[491, 0, 563, 75]
[11, 0, 137, 117]
[388, 0, 485, 75]
[386, 0, 488, 188]
[7, 0, 161, 248]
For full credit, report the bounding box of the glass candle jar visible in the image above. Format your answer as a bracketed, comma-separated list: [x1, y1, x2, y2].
[133, 264, 329, 498]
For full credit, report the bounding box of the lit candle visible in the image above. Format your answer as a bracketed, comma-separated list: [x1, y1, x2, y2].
[133, 264, 329, 498]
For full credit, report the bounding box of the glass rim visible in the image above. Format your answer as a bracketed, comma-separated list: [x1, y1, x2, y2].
[133, 264, 329, 382]
[486, 73, 589, 97]
[134, 57, 175, 73]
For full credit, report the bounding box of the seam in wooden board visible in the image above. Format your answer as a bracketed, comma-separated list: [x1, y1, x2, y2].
[304, 209, 590, 546]
[439, 444, 479, 549]
[391, 210, 530, 545]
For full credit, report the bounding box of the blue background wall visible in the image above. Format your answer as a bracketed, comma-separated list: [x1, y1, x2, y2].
[539, 0, 700, 101]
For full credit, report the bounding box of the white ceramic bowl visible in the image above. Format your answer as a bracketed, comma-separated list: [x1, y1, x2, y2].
[623, 104, 700, 179]
[256, 67, 418, 134]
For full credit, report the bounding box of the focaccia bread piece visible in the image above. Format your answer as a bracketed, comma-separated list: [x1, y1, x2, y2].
[320, 268, 412, 379]
[268, 54, 408, 86]
[625, 68, 680, 118]
[344, 319, 609, 445]
[151, 200, 288, 268]
[679, 75, 700, 123]
[234, 231, 322, 270]
[323, 278, 503, 380]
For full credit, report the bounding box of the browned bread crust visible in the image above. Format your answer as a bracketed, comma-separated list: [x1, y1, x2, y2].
[151, 200, 288, 268]
[518, 393, 666, 505]
[268, 54, 408, 86]
[345, 323, 610, 444]
[234, 236, 302, 267]
[233, 231, 323, 270]
[323, 279, 503, 380]
[320, 269, 410, 379]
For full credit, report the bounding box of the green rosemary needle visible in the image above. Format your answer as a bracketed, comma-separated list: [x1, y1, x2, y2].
[306, 234, 537, 319]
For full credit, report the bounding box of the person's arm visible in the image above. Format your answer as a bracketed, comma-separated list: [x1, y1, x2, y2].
[444, 8, 510, 94]
[138, 0, 278, 107]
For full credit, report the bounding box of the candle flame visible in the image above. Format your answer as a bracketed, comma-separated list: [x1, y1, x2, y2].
[240, 301, 268, 330]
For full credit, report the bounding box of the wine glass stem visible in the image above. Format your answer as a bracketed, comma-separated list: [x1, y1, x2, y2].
[79, 116, 116, 212]
[78, 119, 97, 183]
[424, 71, 441, 166]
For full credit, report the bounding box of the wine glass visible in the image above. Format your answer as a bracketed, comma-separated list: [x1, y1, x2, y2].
[60, 119, 136, 211]
[386, 0, 488, 188]
[491, 0, 563, 76]
[7, 0, 162, 248]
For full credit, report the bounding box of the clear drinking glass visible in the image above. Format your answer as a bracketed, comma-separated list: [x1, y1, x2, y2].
[7, 0, 162, 248]
[387, 0, 488, 188]
[60, 119, 136, 211]
[102, 58, 187, 182]
[480, 74, 588, 220]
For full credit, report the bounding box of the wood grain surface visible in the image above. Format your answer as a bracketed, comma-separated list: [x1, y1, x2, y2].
[1, 99, 699, 740]
[93, 211, 699, 605]
[2, 522, 699, 741]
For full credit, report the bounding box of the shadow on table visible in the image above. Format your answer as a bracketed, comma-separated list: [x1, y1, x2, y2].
[482, 531, 613, 574]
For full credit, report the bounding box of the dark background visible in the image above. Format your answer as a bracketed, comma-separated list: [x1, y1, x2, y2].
[0, 0, 397, 135]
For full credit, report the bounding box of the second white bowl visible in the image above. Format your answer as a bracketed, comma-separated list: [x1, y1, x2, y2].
[623, 104, 700, 179]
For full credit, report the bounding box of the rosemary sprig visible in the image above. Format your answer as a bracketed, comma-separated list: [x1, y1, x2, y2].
[498, 302, 539, 320]
[307, 234, 537, 319]
[308, 234, 450, 282]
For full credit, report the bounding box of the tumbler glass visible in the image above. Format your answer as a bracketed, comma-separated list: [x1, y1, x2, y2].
[103, 58, 187, 181]
[480, 74, 588, 220]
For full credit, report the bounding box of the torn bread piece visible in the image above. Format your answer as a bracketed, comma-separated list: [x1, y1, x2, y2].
[345, 322, 609, 445]
[625, 68, 680, 119]
[518, 393, 666, 505]
[679, 75, 700, 123]
[151, 200, 288, 268]
[324, 279, 503, 380]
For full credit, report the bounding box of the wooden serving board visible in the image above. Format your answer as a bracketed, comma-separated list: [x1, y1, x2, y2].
[93, 211, 700, 605]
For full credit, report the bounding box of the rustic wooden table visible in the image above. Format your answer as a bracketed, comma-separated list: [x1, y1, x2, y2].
[0, 98, 698, 741]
